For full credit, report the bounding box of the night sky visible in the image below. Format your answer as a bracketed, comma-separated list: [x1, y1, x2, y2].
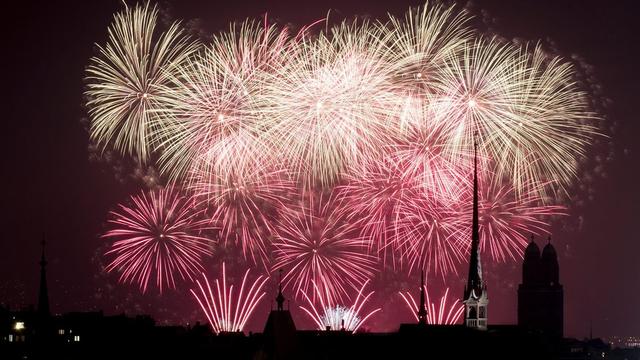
[1, 0, 638, 339]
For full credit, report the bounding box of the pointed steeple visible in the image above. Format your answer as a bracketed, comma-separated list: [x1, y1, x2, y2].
[276, 269, 285, 311]
[38, 236, 50, 318]
[462, 142, 488, 330]
[465, 141, 483, 298]
[417, 270, 427, 325]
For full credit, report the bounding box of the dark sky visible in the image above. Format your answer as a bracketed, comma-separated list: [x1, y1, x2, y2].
[0, 0, 638, 339]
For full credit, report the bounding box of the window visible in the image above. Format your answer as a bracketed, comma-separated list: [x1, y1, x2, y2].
[479, 306, 486, 318]
[73, 335, 80, 342]
[58, 329, 65, 335]
[468, 307, 477, 319]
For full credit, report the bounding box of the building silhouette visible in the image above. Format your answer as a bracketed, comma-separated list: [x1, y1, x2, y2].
[259, 270, 298, 360]
[518, 236, 564, 338]
[0, 170, 625, 359]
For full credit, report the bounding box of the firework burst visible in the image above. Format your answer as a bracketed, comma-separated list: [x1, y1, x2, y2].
[86, 2, 198, 162]
[380, 2, 472, 99]
[88, 2, 601, 306]
[391, 125, 470, 203]
[190, 167, 295, 266]
[399, 286, 463, 325]
[395, 197, 465, 276]
[191, 262, 267, 333]
[430, 39, 598, 197]
[103, 186, 212, 293]
[257, 21, 399, 186]
[337, 157, 425, 267]
[273, 191, 377, 303]
[300, 280, 380, 332]
[157, 20, 292, 182]
[452, 178, 566, 262]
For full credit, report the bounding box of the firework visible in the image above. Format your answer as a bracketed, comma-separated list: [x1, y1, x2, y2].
[337, 125, 470, 270]
[430, 39, 598, 197]
[490, 44, 599, 198]
[103, 186, 212, 293]
[86, 3, 199, 162]
[157, 20, 292, 182]
[257, 21, 399, 186]
[300, 280, 380, 332]
[399, 286, 463, 325]
[190, 167, 295, 266]
[191, 262, 267, 333]
[90, 2, 600, 300]
[273, 191, 377, 303]
[452, 178, 566, 262]
[337, 157, 427, 267]
[391, 125, 470, 202]
[395, 196, 465, 276]
[380, 2, 472, 102]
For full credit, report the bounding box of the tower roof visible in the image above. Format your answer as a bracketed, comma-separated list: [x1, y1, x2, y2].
[524, 236, 541, 260]
[541, 237, 557, 261]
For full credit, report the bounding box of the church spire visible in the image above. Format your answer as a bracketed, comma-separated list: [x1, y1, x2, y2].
[276, 269, 285, 311]
[417, 270, 427, 325]
[463, 142, 488, 330]
[38, 236, 50, 318]
[466, 141, 483, 296]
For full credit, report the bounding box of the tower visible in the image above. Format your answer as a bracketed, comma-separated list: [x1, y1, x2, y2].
[262, 270, 297, 360]
[37, 237, 50, 318]
[462, 143, 488, 330]
[518, 236, 564, 338]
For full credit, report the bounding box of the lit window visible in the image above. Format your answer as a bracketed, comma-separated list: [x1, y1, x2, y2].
[74, 335, 80, 342]
[8, 334, 13, 342]
[14, 322, 25, 331]
[58, 329, 65, 335]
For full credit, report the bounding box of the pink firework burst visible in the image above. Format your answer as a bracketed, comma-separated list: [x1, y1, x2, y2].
[190, 262, 267, 333]
[300, 280, 381, 332]
[273, 191, 377, 304]
[395, 196, 465, 276]
[391, 125, 470, 203]
[337, 157, 426, 268]
[337, 123, 470, 270]
[190, 167, 295, 267]
[399, 286, 463, 325]
[103, 186, 213, 293]
[453, 178, 566, 262]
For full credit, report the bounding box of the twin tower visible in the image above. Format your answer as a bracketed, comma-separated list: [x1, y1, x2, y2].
[518, 237, 564, 337]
